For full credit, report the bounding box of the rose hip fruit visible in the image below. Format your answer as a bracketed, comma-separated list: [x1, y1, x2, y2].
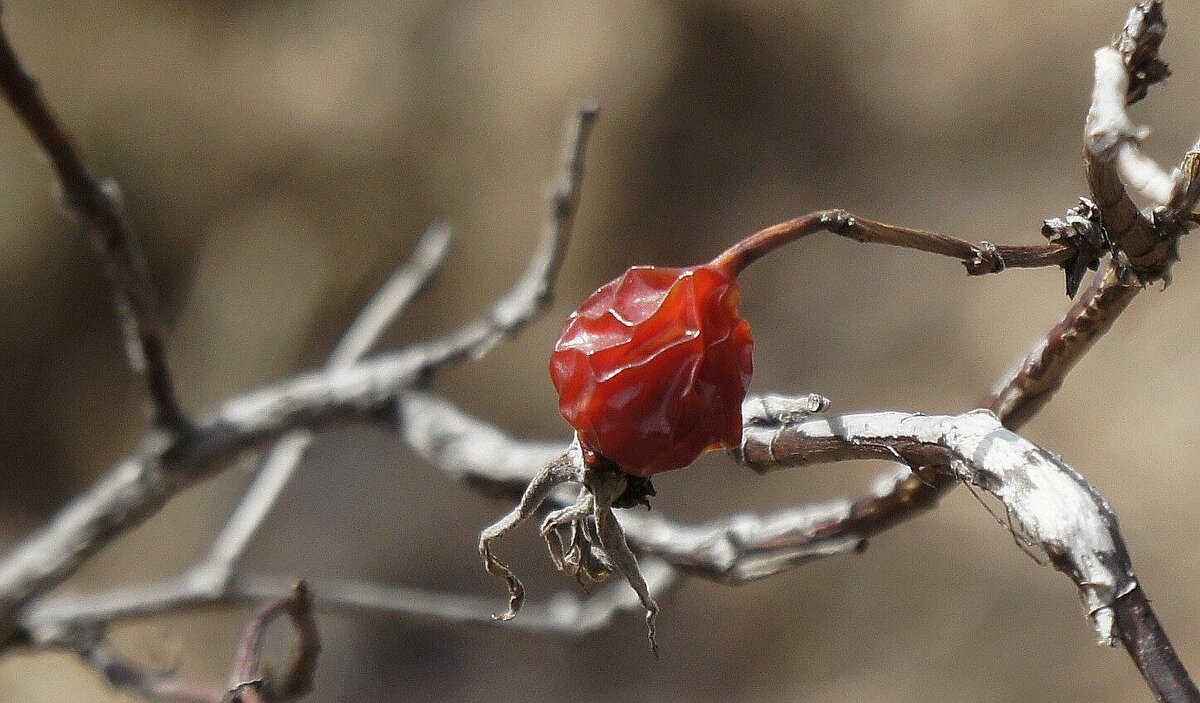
[550, 260, 753, 477]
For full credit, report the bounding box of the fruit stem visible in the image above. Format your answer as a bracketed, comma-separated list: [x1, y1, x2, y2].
[709, 211, 828, 277]
[710, 209, 1073, 279]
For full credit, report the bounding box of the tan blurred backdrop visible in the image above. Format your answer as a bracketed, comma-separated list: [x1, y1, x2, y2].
[0, 1, 1198, 701]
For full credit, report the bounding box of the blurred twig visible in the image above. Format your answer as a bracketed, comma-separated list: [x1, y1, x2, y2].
[189, 221, 454, 595]
[0, 1, 1198, 702]
[20, 564, 676, 646]
[0, 107, 598, 649]
[76, 634, 225, 703]
[69, 582, 320, 703]
[0, 4, 185, 430]
[225, 581, 319, 703]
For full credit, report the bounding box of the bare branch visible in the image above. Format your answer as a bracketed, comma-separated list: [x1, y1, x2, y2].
[737, 407, 1198, 701]
[1113, 586, 1200, 703]
[20, 565, 676, 645]
[709, 209, 1071, 278]
[75, 635, 223, 703]
[226, 581, 319, 703]
[986, 260, 1138, 428]
[739, 410, 1133, 636]
[1083, 0, 1197, 284]
[392, 247, 1142, 585]
[328, 221, 454, 367]
[0, 106, 598, 650]
[191, 222, 453, 593]
[0, 108, 599, 647]
[400, 380, 1199, 699]
[0, 6, 185, 430]
[398, 391, 562, 494]
[489, 106, 597, 338]
[672, 261, 1141, 583]
[683, 0, 1195, 598]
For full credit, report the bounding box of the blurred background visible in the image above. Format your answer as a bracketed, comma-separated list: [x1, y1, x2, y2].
[0, 1, 1198, 701]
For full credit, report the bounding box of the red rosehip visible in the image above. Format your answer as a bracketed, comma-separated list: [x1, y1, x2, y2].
[550, 261, 753, 477]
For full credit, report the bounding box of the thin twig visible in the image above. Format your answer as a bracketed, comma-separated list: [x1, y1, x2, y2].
[76, 635, 223, 703]
[20, 565, 676, 644]
[226, 581, 319, 703]
[191, 221, 453, 593]
[1113, 586, 1200, 703]
[709, 209, 1072, 277]
[0, 107, 599, 649]
[329, 221, 454, 367]
[0, 6, 185, 430]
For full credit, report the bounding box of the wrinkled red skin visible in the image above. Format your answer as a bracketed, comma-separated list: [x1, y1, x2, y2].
[550, 263, 753, 477]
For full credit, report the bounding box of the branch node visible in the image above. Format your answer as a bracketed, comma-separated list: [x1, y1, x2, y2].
[1042, 198, 1111, 297]
[965, 240, 1005, 275]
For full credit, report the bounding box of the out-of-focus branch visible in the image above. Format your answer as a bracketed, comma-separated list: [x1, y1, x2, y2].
[20, 563, 676, 646]
[70, 582, 321, 703]
[190, 221, 453, 594]
[0, 6, 185, 430]
[75, 635, 224, 703]
[225, 581, 319, 703]
[0, 108, 600, 649]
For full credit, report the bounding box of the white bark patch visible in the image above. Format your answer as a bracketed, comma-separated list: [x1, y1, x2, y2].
[741, 401, 1137, 645]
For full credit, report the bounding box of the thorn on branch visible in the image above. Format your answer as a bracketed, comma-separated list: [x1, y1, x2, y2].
[1042, 198, 1111, 297]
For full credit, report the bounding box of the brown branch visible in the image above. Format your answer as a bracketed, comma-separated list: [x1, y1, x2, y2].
[709, 209, 1072, 277]
[225, 581, 319, 703]
[0, 5, 185, 430]
[76, 635, 224, 703]
[1085, 0, 1190, 283]
[1114, 587, 1200, 703]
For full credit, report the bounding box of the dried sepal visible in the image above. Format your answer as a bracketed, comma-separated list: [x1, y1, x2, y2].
[478, 449, 581, 621]
[478, 437, 661, 652]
